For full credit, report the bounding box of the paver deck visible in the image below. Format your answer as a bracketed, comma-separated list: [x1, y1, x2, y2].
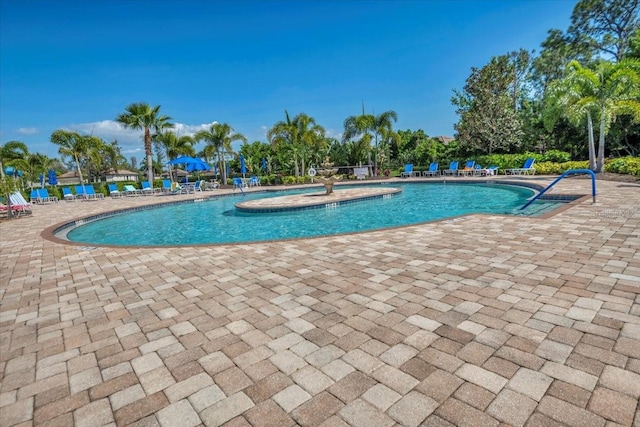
[1, 176, 639, 427]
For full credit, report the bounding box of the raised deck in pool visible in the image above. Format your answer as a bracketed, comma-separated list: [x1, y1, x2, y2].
[235, 187, 402, 213]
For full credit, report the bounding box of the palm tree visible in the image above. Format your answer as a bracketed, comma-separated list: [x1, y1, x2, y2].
[51, 130, 100, 192]
[194, 123, 246, 185]
[547, 59, 640, 172]
[268, 111, 300, 177]
[372, 111, 398, 174]
[116, 103, 173, 183]
[293, 113, 325, 176]
[267, 111, 325, 179]
[344, 106, 398, 175]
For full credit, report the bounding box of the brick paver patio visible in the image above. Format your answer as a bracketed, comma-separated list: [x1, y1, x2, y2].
[1, 176, 639, 426]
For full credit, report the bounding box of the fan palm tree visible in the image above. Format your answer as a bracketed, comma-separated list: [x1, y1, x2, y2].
[194, 123, 246, 185]
[116, 103, 173, 183]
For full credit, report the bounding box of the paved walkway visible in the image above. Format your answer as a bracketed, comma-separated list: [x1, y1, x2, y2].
[1, 176, 639, 427]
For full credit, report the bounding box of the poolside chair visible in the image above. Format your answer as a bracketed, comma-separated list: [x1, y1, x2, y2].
[232, 177, 247, 189]
[170, 182, 187, 194]
[123, 184, 141, 196]
[38, 188, 58, 203]
[62, 187, 77, 202]
[458, 160, 476, 177]
[74, 185, 89, 200]
[192, 180, 203, 192]
[249, 176, 261, 186]
[108, 183, 122, 198]
[85, 185, 104, 200]
[401, 164, 414, 178]
[30, 189, 41, 204]
[141, 180, 160, 195]
[443, 161, 459, 176]
[206, 180, 220, 190]
[9, 191, 32, 214]
[505, 158, 536, 175]
[422, 162, 439, 177]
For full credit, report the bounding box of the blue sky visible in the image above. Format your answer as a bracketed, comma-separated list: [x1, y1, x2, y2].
[1, 0, 576, 161]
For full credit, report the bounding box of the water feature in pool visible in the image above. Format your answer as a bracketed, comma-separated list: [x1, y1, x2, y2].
[63, 183, 537, 246]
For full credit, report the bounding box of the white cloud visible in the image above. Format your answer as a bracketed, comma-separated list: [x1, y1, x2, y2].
[17, 127, 38, 135]
[67, 120, 219, 150]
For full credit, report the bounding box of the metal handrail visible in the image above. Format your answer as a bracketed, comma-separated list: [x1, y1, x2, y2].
[519, 169, 596, 210]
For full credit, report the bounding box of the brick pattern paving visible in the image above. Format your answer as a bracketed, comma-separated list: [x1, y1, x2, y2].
[1, 177, 639, 426]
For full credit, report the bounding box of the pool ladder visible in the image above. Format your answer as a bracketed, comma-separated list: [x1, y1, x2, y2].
[519, 169, 596, 210]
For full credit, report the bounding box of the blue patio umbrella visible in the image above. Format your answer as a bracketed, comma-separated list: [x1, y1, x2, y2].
[261, 158, 267, 172]
[39, 173, 45, 188]
[47, 169, 58, 185]
[184, 159, 210, 172]
[166, 156, 210, 180]
[240, 154, 247, 177]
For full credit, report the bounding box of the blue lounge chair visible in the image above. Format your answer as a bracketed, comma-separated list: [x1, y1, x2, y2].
[141, 180, 160, 195]
[401, 164, 414, 178]
[74, 185, 89, 200]
[32, 189, 55, 204]
[249, 176, 261, 187]
[123, 185, 141, 196]
[459, 160, 476, 176]
[422, 162, 439, 177]
[443, 161, 459, 176]
[162, 179, 172, 193]
[192, 180, 203, 192]
[232, 177, 247, 189]
[85, 185, 103, 200]
[29, 189, 40, 204]
[108, 183, 122, 198]
[62, 187, 76, 202]
[506, 158, 536, 175]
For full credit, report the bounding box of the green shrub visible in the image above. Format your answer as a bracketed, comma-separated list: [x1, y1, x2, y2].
[541, 150, 571, 163]
[605, 156, 640, 177]
[531, 162, 562, 175]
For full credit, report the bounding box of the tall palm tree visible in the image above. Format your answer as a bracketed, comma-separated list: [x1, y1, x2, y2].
[194, 123, 246, 185]
[116, 103, 173, 183]
[51, 130, 99, 192]
[548, 59, 640, 172]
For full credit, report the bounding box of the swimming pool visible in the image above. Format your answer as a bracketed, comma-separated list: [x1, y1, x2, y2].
[62, 183, 537, 246]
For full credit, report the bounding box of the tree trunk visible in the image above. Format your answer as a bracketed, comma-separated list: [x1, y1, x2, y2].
[145, 127, 153, 184]
[596, 110, 606, 173]
[587, 112, 596, 171]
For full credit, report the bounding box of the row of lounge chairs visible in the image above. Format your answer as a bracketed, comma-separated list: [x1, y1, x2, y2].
[401, 158, 535, 177]
[108, 179, 220, 198]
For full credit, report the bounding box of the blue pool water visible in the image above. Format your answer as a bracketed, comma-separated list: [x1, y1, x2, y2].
[64, 183, 536, 246]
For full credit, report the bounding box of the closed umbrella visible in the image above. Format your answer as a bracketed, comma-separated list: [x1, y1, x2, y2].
[240, 155, 247, 178]
[261, 158, 267, 172]
[47, 169, 58, 185]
